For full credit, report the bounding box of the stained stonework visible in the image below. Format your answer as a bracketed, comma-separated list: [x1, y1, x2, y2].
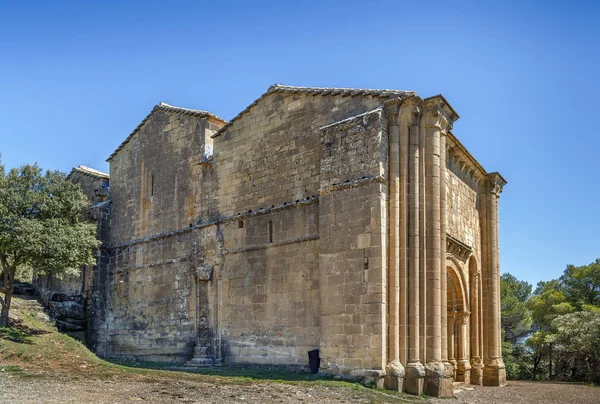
[69, 84, 506, 396]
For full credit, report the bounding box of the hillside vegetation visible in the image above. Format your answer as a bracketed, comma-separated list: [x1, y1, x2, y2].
[0, 295, 416, 403]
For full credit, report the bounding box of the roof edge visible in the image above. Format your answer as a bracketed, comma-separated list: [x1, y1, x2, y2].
[67, 165, 109, 180]
[106, 103, 225, 162]
[212, 83, 416, 138]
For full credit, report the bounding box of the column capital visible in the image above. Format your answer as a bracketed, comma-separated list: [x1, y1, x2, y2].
[399, 98, 422, 127]
[385, 102, 402, 126]
[421, 96, 459, 132]
[458, 311, 471, 325]
[486, 172, 507, 197]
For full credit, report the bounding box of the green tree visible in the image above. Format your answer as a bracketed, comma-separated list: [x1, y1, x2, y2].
[501, 273, 533, 344]
[560, 260, 600, 309]
[551, 309, 600, 383]
[0, 162, 100, 326]
[527, 280, 574, 379]
[501, 273, 534, 379]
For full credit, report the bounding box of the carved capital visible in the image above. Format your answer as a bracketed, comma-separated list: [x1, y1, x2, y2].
[400, 99, 422, 127]
[195, 265, 213, 281]
[458, 311, 470, 325]
[487, 172, 507, 197]
[421, 104, 451, 131]
[385, 103, 401, 126]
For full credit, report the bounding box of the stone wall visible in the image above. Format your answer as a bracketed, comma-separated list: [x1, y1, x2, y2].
[95, 107, 224, 361]
[445, 152, 484, 283]
[88, 86, 506, 392]
[212, 93, 387, 372]
[108, 109, 222, 245]
[97, 91, 390, 370]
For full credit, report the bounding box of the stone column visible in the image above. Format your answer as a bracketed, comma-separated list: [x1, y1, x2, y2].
[399, 103, 410, 368]
[440, 124, 454, 381]
[456, 312, 471, 383]
[404, 103, 425, 395]
[447, 312, 456, 370]
[470, 270, 483, 385]
[422, 103, 452, 397]
[483, 173, 507, 386]
[385, 105, 405, 391]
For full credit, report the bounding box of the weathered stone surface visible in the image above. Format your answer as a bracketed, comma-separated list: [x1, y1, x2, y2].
[52, 84, 507, 396]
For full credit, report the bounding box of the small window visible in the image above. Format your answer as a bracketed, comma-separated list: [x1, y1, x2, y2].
[238, 220, 244, 229]
[101, 179, 109, 189]
[268, 220, 273, 243]
[151, 174, 155, 196]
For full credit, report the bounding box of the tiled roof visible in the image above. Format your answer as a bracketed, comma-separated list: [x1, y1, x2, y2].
[106, 102, 225, 162]
[212, 84, 416, 137]
[68, 165, 109, 180]
[268, 84, 414, 98]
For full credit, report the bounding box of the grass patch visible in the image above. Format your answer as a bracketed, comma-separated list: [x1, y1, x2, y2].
[0, 365, 22, 372]
[0, 296, 421, 403]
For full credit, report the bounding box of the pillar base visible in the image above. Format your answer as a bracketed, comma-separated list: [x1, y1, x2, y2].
[456, 360, 471, 384]
[384, 360, 405, 392]
[423, 361, 454, 397]
[483, 358, 507, 387]
[470, 358, 483, 385]
[404, 362, 425, 395]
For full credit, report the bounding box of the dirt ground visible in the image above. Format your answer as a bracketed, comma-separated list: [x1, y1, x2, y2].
[1, 373, 598, 404]
[430, 380, 600, 404]
[0, 372, 404, 404]
[2, 296, 599, 403]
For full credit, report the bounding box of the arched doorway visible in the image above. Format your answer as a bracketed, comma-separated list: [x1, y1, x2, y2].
[447, 258, 470, 383]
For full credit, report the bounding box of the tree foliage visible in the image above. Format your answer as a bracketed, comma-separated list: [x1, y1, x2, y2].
[501, 260, 600, 383]
[501, 273, 532, 344]
[0, 161, 100, 326]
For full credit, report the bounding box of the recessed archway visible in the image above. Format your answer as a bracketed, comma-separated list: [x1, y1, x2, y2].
[446, 256, 471, 383]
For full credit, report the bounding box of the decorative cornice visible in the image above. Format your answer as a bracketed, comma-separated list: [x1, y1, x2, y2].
[319, 175, 386, 196]
[446, 233, 473, 260]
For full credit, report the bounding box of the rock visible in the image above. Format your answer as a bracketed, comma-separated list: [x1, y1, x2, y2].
[48, 292, 83, 304]
[56, 319, 85, 332]
[12, 281, 37, 296]
[48, 301, 85, 321]
[360, 369, 385, 388]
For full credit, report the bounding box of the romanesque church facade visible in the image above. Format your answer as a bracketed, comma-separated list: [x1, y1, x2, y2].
[69, 85, 506, 396]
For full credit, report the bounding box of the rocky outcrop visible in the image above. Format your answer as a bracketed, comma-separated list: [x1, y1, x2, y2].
[40, 291, 87, 342]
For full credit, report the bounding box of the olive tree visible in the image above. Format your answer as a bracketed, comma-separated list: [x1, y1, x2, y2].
[0, 162, 100, 326]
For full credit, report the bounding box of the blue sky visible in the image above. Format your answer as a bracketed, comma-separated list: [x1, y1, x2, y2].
[1, 0, 598, 286]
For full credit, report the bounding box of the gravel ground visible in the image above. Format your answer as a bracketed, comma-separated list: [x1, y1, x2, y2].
[0, 373, 408, 404]
[1, 373, 599, 404]
[431, 380, 600, 404]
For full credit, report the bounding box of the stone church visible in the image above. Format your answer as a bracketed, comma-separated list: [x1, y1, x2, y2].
[60, 84, 507, 396]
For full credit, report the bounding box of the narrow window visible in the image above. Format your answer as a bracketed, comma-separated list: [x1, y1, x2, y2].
[151, 174, 155, 196]
[268, 220, 273, 243]
[238, 220, 244, 229]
